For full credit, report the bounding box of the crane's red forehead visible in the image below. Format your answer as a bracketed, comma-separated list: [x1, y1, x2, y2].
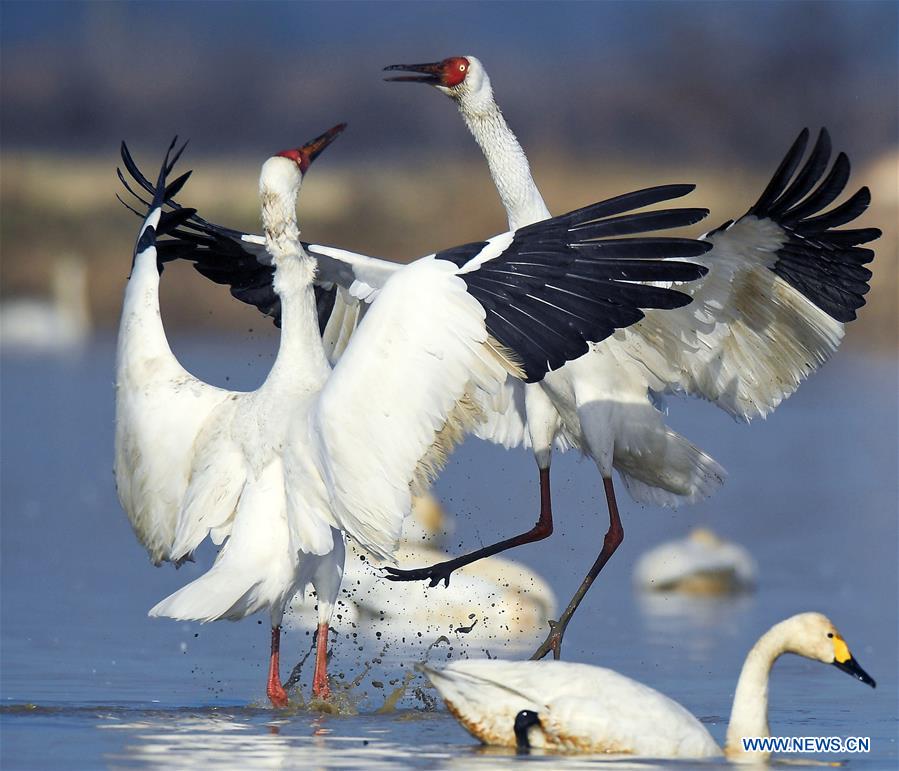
[276, 148, 310, 172]
[441, 56, 470, 88]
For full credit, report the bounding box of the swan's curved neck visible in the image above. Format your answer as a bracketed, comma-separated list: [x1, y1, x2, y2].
[456, 94, 550, 230]
[724, 624, 789, 758]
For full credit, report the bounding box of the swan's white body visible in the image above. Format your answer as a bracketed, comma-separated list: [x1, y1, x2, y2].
[423, 613, 875, 759]
[426, 658, 721, 757]
[633, 528, 757, 595]
[290, 498, 556, 641]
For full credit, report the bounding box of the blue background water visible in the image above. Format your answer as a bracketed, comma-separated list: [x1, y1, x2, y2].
[1, 338, 896, 768]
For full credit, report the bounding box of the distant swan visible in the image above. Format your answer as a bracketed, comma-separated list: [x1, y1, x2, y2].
[422, 612, 875, 759]
[0, 256, 90, 354]
[633, 528, 757, 595]
[289, 495, 556, 644]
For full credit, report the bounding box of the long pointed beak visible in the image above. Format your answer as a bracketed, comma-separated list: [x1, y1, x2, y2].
[833, 657, 877, 688]
[301, 123, 347, 164]
[383, 62, 444, 85]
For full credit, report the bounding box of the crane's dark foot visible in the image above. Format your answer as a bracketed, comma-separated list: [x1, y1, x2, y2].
[530, 619, 566, 661]
[381, 559, 459, 588]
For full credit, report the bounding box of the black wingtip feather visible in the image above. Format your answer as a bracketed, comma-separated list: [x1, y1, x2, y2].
[749, 128, 809, 216]
[164, 170, 193, 202]
[745, 128, 879, 323]
[120, 138, 284, 326]
[767, 128, 832, 218]
[116, 192, 144, 219]
[445, 185, 712, 382]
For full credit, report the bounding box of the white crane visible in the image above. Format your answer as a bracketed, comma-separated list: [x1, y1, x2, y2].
[383, 56, 879, 658]
[422, 613, 875, 759]
[119, 137, 715, 705]
[117, 126, 347, 706]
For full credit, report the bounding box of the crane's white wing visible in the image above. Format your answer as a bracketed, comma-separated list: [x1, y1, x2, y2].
[115, 140, 231, 565]
[309, 257, 511, 559]
[616, 129, 878, 421]
[167, 400, 248, 561]
[307, 187, 717, 558]
[306, 244, 401, 303]
[471, 376, 530, 449]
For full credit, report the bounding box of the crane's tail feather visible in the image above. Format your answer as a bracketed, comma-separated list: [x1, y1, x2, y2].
[148, 567, 265, 623]
[616, 429, 727, 508]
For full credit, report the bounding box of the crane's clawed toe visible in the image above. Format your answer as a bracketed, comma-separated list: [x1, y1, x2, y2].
[382, 562, 456, 588]
[531, 619, 565, 661]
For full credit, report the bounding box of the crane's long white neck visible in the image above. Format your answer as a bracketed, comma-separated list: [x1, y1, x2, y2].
[724, 621, 791, 759]
[455, 83, 550, 230]
[259, 159, 330, 392]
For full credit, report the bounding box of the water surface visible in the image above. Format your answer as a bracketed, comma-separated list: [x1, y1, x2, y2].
[2, 338, 896, 768]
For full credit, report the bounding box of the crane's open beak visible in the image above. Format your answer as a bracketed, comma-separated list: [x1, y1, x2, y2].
[383, 62, 445, 85]
[301, 123, 347, 164]
[833, 657, 876, 688]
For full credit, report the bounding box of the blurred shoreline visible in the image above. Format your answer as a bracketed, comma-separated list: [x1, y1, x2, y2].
[2, 148, 895, 351]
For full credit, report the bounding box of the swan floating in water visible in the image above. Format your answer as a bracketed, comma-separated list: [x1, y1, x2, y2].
[289, 494, 556, 645]
[633, 528, 757, 595]
[422, 612, 875, 759]
[0, 255, 90, 354]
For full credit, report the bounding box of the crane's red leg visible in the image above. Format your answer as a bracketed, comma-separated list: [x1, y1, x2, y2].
[311, 622, 331, 699]
[267, 625, 289, 707]
[382, 468, 554, 587]
[531, 475, 624, 661]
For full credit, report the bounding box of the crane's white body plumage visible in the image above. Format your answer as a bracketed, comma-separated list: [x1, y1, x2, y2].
[134, 156, 341, 635]
[424, 613, 874, 759]
[437, 56, 861, 508]
[123, 145, 588, 655]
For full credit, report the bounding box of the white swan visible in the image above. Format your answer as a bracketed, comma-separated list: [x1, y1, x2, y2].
[0, 255, 90, 354]
[422, 613, 875, 759]
[289, 495, 556, 643]
[633, 528, 757, 595]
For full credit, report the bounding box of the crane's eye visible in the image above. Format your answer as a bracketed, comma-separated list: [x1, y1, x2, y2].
[459, 64, 466, 71]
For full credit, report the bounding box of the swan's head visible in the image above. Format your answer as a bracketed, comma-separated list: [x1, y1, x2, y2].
[384, 56, 493, 109]
[513, 710, 541, 753]
[781, 612, 876, 688]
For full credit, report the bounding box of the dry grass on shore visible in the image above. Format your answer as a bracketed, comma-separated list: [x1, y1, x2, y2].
[1, 148, 895, 350]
